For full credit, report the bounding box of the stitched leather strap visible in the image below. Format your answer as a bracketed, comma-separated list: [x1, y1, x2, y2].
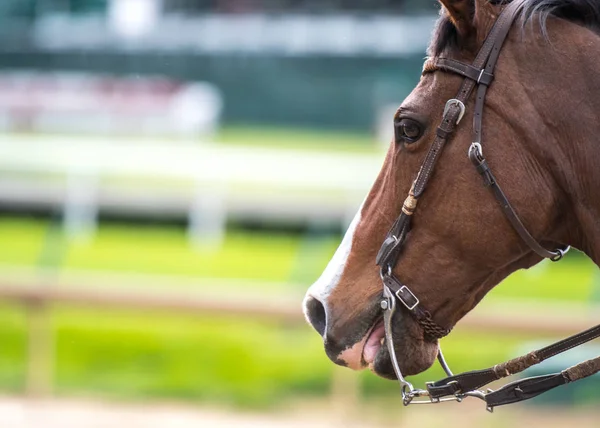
[468, 144, 569, 260]
[377, 0, 532, 340]
[485, 355, 600, 408]
[435, 58, 494, 86]
[377, 0, 595, 409]
[484, 374, 568, 408]
[382, 275, 451, 340]
[432, 5, 569, 261]
[427, 324, 600, 400]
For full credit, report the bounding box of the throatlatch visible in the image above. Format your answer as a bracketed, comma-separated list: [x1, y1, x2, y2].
[376, 0, 598, 412]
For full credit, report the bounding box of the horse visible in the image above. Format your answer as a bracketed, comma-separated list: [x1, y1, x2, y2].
[302, 0, 600, 409]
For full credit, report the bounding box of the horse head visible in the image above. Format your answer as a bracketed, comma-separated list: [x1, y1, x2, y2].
[303, 0, 600, 381]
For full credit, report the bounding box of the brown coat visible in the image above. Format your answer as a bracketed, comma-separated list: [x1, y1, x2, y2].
[303, 0, 600, 379]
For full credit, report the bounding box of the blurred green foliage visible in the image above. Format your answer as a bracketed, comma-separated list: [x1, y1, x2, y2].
[0, 301, 557, 408]
[216, 126, 379, 152]
[0, 304, 332, 407]
[0, 216, 595, 300]
[0, 217, 338, 284]
[0, 215, 597, 408]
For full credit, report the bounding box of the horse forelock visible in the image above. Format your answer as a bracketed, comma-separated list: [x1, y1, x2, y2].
[429, 0, 600, 57]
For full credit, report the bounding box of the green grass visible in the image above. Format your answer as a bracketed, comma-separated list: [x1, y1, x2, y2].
[65, 227, 304, 282]
[216, 126, 380, 153]
[0, 215, 598, 408]
[0, 302, 553, 408]
[0, 304, 333, 407]
[0, 216, 596, 302]
[54, 308, 332, 407]
[0, 305, 27, 393]
[8, 126, 382, 154]
[491, 256, 597, 302]
[0, 217, 338, 285]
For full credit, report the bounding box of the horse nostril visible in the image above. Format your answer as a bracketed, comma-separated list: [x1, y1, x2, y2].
[304, 296, 327, 337]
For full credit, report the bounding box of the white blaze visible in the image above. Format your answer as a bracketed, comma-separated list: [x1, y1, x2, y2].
[304, 204, 363, 310]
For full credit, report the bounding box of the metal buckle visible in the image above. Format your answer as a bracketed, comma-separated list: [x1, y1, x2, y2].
[469, 142, 482, 158]
[396, 285, 419, 311]
[444, 99, 466, 125]
[477, 68, 486, 84]
[381, 285, 493, 409]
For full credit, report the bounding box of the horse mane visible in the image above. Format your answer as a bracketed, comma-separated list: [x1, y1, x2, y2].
[428, 0, 600, 56]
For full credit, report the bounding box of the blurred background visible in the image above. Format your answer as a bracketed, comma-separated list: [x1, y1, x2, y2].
[0, 0, 599, 427]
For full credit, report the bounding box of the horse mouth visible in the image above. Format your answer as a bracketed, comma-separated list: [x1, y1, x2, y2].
[361, 309, 439, 379]
[330, 299, 438, 377]
[362, 318, 386, 368]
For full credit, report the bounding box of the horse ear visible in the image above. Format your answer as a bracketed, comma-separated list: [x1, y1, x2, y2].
[438, 0, 476, 37]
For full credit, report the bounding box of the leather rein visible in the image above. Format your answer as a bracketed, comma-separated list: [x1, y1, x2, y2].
[376, 0, 600, 411]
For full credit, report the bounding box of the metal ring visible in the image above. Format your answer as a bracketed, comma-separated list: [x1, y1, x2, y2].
[550, 246, 571, 262]
[379, 264, 393, 279]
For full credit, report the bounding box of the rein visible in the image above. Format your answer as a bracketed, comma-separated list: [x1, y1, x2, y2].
[376, 0, 600, 411]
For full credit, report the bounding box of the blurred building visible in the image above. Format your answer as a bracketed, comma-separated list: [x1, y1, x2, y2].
[0, 0, 438, 132]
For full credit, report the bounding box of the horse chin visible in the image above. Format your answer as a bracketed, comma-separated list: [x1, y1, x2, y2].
[371, 312, 439, 379]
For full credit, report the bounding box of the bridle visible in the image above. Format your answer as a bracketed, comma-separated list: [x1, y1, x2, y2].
[376, 0, 600, 411]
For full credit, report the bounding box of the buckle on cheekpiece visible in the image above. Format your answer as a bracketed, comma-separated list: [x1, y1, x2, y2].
[443, 99, 466, 125]
[396, 286, 420, 311]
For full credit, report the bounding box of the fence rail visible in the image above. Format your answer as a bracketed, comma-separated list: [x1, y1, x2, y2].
[0, 137, 379, 245]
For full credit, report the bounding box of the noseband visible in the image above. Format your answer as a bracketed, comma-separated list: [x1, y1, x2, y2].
[376, 0, 600, 410]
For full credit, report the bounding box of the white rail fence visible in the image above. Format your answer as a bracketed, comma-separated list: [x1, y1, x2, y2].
[0, 137, 383, 246]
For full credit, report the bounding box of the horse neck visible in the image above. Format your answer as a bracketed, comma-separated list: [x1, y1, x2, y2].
[518, 20, 600, 264]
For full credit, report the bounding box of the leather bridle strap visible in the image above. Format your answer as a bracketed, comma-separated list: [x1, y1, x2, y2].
[468, 145, 570, 260]
[432, 68, 570, 262]
[434, 23, 570, 262]
[435, 58, 494, 86]
[427, 323, 600, 406]
[376, 0, 534, 341]
[377, 0, 595, 411]
[485, 354, 600, 408]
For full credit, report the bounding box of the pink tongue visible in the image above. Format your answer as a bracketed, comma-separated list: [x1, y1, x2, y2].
[363, 322, 385, 364]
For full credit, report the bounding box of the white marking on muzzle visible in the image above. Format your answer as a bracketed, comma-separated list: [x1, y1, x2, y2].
[303, 203, 363, 319]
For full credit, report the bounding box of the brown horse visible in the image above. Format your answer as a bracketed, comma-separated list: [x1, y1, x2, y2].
[303, 0, 600, 382]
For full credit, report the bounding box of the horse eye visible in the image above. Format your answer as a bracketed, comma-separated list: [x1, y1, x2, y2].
[394, 118, 423, 144]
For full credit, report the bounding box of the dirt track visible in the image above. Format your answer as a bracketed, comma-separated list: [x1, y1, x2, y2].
[1, 396, 599, 428]
[2, 396, 405, 428]
[0, 397, 341, 428]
